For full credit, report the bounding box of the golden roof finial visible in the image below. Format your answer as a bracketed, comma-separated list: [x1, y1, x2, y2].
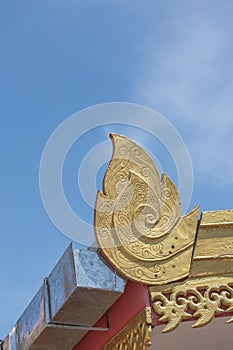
[95, 134, 199, 285]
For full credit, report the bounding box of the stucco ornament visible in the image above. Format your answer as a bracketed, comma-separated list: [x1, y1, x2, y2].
[95, 134, 199, 285]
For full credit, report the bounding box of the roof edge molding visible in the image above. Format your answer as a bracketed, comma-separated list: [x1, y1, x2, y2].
[2, 245, 126, 350]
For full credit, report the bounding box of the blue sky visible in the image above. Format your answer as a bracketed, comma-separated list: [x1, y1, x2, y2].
[1, 0, 233, 338]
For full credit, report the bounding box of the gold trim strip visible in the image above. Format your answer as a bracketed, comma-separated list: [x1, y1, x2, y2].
[190, 210, 233, 277]
[200, 210, 233, 226]
[200, 223, 233, 228]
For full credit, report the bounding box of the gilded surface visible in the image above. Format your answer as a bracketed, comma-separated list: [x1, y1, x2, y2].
[95, 134, 199, 285]
[150, 276, 233, 333]
[94, 135, 233, 335]
[190, 210, 233, 278]
[103, 307, 152, 350]
[148, 210, 233, 333]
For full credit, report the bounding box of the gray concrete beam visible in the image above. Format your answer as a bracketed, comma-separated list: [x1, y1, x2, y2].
[2, 245, 126, 350]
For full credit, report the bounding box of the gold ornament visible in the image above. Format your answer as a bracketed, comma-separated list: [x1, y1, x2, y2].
[149, 276, 233, 333]
[95, 134, 199, 285]
[104, 307, 152, 350]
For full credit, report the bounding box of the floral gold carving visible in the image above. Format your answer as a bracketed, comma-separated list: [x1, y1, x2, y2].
[104, 307, 152, 350]
[149, 276, 233, 333]
[95, 134, 199, 285]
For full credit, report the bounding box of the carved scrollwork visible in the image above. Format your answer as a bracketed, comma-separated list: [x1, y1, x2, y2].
[104, 307, 152, 350]
[149, 277, 233, 332]
[95, 134, 199, 284]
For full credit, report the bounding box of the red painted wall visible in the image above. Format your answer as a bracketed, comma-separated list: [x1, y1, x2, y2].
[73, 280, 151, 350]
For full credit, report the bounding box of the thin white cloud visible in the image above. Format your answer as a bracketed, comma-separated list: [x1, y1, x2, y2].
[134, 6, 233, 188]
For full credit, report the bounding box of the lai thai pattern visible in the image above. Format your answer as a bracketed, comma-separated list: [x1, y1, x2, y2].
[149, 276, 233, 332]
[95, 134, 199, 285]
[104, 307, 152, 350]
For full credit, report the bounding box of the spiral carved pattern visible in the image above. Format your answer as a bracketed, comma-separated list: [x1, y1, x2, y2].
[95, 134, 199, 285]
